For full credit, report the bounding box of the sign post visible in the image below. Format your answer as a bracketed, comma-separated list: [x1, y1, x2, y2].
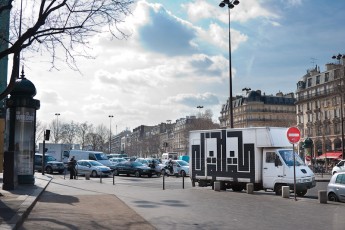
[286, 127, 301, 201]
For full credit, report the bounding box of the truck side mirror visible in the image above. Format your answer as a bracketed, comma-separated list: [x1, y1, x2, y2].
[274, 157, 280, 167]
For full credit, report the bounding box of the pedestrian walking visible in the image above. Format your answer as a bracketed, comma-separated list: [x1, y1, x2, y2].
[68, 156, 77, 179]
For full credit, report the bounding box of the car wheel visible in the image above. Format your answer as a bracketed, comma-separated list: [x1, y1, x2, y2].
[180, 170, 186, 177]
[46, 166, 53, 174]
[135, 171, 141, 177]
[114, 169, 119, 176]
[328, 193, 339, 202]
[91, 170, 98, 177]
[161, 169, 166, 176]
[148, 173, 152, 178]
[156, 172, 161, 177]
[275, 184, 283, 196]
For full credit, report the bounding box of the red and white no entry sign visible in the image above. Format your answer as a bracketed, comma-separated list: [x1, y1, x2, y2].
[286, 127, 301, 144]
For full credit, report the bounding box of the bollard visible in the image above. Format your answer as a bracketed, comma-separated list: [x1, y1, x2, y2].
[113, 173, 115, 185]
[214, 181, 221, 192]
[318, 190, 327, 204]
[85, 173, 90, 180]
[246, 183, 254, 194]
[163, 173, 165, 190]
[182, 174, 185, 189]
[282, 186, 290, 198]
[100, 172, 102, 183]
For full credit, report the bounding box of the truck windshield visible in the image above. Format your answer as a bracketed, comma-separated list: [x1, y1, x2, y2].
[95, 153, 109, 160]
[278, 150, 305, 167]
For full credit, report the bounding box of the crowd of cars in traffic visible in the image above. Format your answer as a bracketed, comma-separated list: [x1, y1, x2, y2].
[34, 152, 190, 179]
[34, 152, 345, 203]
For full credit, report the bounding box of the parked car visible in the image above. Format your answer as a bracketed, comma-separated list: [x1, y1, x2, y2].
[113, 161, 156, 177]
[109, 157, 127, 165]
[135, 158, 163, 177]
[76, 160, 112, 177]
[162, 160, 189, 177]
[34, 153, 65, 174]
[332, 160, 345, 175]
[327, 172, 345, 202]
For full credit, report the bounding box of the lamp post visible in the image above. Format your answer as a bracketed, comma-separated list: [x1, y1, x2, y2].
[196, 105, 203, 117]
[334, 54, 345, 160]
[55, 113, 60, 143]
[219, 0, 239, 128]
[109, 115, 114, 153]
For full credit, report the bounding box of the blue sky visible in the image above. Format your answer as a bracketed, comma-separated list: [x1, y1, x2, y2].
[19, 0, 345, 132]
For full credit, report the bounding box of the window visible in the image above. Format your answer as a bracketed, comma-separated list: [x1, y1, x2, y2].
[266, 152, 276, 163]
[307, 78, 312, 87]
[325, 72, 329, 82]
[334, 69, 340, 79]
[316, 75, 320, 84]
[335, 174, 345, 184]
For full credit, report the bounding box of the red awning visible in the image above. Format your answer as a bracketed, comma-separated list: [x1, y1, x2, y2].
[316, 152, 342, 160]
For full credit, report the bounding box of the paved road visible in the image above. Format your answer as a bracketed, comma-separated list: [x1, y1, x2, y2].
[20, 174, 344, 230]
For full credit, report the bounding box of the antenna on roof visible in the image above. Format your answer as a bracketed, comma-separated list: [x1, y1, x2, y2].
[310, 57, 317, 67]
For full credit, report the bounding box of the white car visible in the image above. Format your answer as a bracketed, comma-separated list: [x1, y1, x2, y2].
[163, 160, 189, 177]
[109, 157, 127, 165]
[332, 160, 345, 175]
[76, 160, 112, 177]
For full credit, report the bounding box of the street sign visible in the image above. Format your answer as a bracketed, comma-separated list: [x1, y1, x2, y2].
[286, 127, 301, 144]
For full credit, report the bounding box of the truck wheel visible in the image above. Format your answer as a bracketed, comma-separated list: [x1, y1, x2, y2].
[275, 185, 283, 196]
[46, 166, 53, 174]
[296, 189, 307, 197]
[91, 170, 98, 177]
[232, 185, 243, 192]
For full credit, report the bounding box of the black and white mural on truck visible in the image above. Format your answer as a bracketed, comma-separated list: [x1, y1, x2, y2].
[191, 130, 255, 183]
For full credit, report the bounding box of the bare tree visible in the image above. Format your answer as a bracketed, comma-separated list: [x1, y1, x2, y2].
[0, 0, 133, 100]
[48, 119, 59, 143]
[35, 119, 46, 149]
[77, 122, 92, 150]
[60, 121, 79, 144]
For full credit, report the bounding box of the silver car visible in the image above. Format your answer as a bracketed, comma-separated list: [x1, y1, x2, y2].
[332, 160, 345, 175]
[327, 172, 345, 202]
[76, 160, 112, 177]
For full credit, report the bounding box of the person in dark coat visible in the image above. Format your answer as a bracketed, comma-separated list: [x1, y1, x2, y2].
[68, 156, 77, 179]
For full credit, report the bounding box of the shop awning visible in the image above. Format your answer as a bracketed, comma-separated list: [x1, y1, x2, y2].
[316, 152, 342, 160]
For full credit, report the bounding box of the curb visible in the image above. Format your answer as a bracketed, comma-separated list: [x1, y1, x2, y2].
[0, 175, 52, 230]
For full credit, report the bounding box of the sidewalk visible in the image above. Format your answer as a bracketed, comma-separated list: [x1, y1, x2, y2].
[0, 172, 333, 230]
[0, 173, 51, 230]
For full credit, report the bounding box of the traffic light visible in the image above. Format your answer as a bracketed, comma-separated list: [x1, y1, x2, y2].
[45, 130, 50, 141]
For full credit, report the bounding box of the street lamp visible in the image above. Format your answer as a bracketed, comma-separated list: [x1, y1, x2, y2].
[55, 113, 60, 143]
[334, 53, 345, 160]
[109, 115, 114, 153]
[219, 0, 240, 128]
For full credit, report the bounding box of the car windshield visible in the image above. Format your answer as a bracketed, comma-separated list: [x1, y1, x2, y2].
[176, 160, 188, 166]
[278, 150, 305, 166]
[89, 161, 104, 166]
[132, 162, 143, 167]
[95, 153, 108, 160]
[46, 156, 57, 161]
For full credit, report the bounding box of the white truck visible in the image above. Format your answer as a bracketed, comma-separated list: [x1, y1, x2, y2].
[189, 127, 316, 197]
[39, 143, 73, 165]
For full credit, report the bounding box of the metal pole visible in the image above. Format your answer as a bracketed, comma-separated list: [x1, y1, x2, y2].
[42, 137, 45, 175]
[293, 143, 296, 201]
[341, 91, 345, 160]
[163, 173, 165, 190]
[228, 7, 234, 128]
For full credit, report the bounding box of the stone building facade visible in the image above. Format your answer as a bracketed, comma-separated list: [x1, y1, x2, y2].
[295, 58, 345, 156]
[219, 90, 296, 128]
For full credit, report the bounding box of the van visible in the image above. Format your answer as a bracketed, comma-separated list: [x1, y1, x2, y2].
[108, 153, 128, 159]
[68, 150, 115, 170]
[162, 152, 178, 161]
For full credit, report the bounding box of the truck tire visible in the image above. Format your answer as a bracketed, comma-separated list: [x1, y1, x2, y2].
[275, 184, 283, 196]
[46, 166, 53, 174]
[296, 189, 307, 197]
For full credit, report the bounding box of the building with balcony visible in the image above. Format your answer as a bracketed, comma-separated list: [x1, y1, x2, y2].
[295, 58, 345, 156]
[219, 90, 296, 128]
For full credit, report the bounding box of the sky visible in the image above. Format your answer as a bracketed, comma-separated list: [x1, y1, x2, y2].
[8, 0, 345, 134]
